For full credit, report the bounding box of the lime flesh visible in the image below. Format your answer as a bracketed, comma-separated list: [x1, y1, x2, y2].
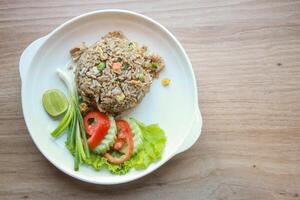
[42, 89, 69, 117]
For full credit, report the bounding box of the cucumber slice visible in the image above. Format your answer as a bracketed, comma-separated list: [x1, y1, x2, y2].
[124, 117, 143, 154]
[92, 116, 117, 154]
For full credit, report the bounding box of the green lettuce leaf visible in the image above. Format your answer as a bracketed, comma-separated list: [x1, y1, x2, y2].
[130, 123, 166, 169]
[84, 153, 106, 171]
[106, 160, 132, 174]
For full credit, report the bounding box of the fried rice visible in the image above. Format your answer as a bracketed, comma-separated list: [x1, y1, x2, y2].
[70, 31, 165, 115]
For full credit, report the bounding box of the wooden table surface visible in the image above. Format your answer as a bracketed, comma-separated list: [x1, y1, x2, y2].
[1, 0, 300, 199]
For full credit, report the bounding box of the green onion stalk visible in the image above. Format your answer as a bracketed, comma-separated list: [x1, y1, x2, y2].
[52, 68, 90, 170]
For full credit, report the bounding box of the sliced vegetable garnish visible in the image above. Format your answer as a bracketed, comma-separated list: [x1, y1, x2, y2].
[84, 111, 111, 150]
[83, 121, 166, 174]
[113, 138, 124, 151]
[42, 89, 68, 117]
[104, 119, 134, 164]
[124, 118, 143, 153]
[92, 116, 117, 154]
[84, 111, 103, 136]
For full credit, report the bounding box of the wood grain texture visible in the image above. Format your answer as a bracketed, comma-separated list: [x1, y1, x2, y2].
[1, 0, 300, 199]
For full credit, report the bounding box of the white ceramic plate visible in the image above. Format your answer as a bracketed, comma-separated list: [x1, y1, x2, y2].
[19, 9, 202, 185]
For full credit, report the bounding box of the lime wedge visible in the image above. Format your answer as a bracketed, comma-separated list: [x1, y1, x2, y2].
[42, 89, 69, 117]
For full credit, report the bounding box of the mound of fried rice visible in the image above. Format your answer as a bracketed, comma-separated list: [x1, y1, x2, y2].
[70, 31, 164, 114]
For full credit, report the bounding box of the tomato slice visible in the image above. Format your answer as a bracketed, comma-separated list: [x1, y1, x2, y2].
[83, 111, 110, 150]
[113, 138, 125, 151]
[104, 119, 134, 164]
[83, 111, 101, 135]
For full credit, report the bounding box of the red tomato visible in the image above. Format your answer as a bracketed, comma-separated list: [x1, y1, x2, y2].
[83, 111, 110, 150]
[117, 131, 126, 139]
[104, 119, 134, 164]
[84, 111, 102, 135]
[113, 138, 124, 151]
